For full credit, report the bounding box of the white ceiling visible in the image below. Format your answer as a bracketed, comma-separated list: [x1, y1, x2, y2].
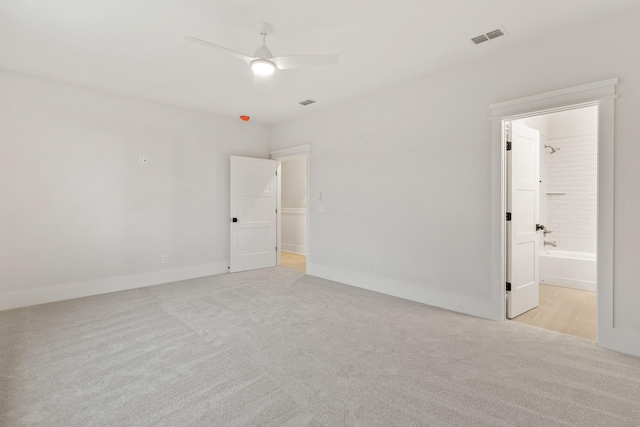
[1, 0, 637, 124]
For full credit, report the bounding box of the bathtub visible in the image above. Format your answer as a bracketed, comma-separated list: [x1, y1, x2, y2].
[539, 250, 596, 291]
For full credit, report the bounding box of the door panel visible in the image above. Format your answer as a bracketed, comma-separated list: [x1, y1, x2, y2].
[507, 122, 541, 319]
[237, 196, 271, 222]
[237, 227, 272, 254]
[230, 156, 277, 273]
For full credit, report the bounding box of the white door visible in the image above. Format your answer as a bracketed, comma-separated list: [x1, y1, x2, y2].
[230, 156, 277, 273]
[507, 122, 541, 319]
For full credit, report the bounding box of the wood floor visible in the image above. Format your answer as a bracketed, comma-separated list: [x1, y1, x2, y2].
[280, 251, 306, 273]
[511, 283, 596, 341]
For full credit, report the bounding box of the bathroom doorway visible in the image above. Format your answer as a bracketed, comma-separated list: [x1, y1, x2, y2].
[506, 106, 598, 341]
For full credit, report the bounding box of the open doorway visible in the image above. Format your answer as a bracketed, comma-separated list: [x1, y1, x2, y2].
[272, 145, 310, 274]
[279, 156, 308, 273]
[506, 106, 598, 341]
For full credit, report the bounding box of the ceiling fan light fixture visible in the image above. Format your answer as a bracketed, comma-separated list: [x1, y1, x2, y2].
[251, 59, 276, 76]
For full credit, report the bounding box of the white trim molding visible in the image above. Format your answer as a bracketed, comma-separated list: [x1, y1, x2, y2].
[489, 78, 640, 357]
[282, 245, 306, 255]
[271, 144, 310, 160]
[489, 78, 618, 112]
[0, 262, 229, 312]
[282, 208, 307, 255]
[281, 207, 307, 214]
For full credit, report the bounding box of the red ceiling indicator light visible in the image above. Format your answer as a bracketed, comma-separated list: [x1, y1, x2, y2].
[239, 115, 250, 121]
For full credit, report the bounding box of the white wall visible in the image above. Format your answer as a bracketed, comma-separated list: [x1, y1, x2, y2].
[281, 157, 307, 254]
[281, 157, 307, 209]
[0, 69, 270, 309]
[270, 9, 640, 334]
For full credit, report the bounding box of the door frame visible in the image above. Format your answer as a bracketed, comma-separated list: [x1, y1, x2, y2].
[270, 144, 311, 269]
[489, 78, 617, 348]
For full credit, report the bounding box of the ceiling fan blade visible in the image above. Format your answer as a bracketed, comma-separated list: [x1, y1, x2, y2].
[273, 54, 339, 70]
[183, 36, 254, 63]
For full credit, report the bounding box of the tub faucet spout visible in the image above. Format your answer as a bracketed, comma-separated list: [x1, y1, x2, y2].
[544, 240, 557, 247]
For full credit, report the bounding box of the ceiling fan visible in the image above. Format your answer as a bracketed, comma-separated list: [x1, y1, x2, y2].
[185, 22, 339, 77]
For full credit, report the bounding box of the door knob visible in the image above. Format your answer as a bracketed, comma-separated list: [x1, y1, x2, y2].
[232, 218, 238, 223]
[536, 224, 545, 231]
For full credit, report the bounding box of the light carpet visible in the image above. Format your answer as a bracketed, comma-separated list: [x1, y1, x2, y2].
[1, 267, 639, 426]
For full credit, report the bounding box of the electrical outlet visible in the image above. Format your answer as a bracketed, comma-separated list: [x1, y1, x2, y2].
[139, 155, 149, 164]
[161, 254, 168, 264]
[374, 259, 381, 270]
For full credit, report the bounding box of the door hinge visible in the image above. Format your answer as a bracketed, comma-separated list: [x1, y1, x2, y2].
[276, 246, 278, 251]
[506, 282, 511, 292]
[276, 208, 277, 213]
[506, 212, 512, 221]
[506, 141, 512, 151]
[275, 170, 277, 176]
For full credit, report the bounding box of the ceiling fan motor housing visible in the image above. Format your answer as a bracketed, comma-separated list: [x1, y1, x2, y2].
[251, 59, 276, 75]
[253, 44, 274, 59]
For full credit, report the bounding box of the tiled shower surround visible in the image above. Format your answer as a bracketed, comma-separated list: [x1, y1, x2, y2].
[541, 134, 597, 254]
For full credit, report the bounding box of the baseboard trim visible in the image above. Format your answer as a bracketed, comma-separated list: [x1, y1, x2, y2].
[307, 263, 493, 320]
[540, 276, 596, 292]
[281, 244, 306, 255]
[0, 262, 229, 312]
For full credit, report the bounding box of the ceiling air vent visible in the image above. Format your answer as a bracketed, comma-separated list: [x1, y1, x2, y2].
[472, 35, 489, 45]
[299, 99, 316, 106]
[486, 29, 505, 39]
[471, 27, 508, 45]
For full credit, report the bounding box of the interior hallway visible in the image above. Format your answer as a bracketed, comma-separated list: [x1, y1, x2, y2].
[280, 251, 306, 273]
[511, 284, 596, 341]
